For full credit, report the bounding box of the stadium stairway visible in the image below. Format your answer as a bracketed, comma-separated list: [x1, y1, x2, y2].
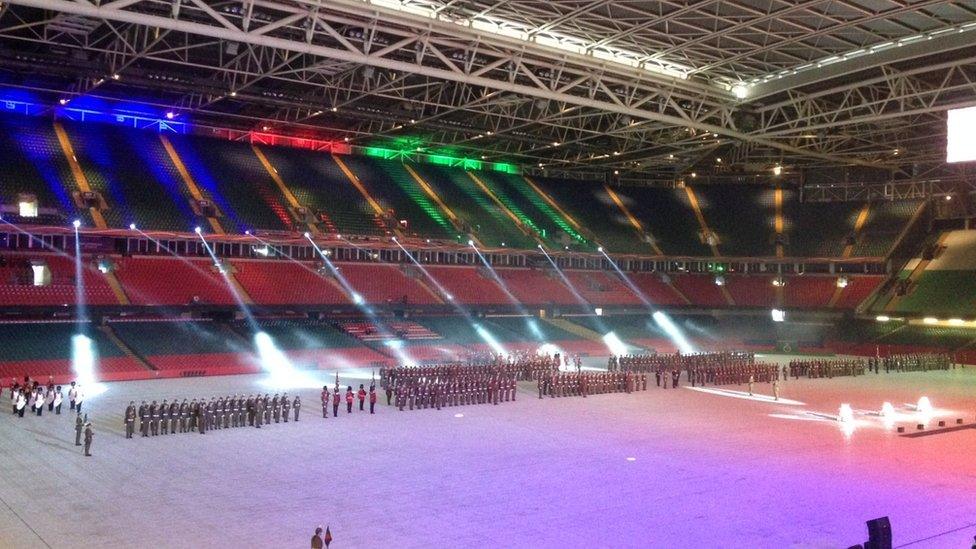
[99, 324, 155, 372]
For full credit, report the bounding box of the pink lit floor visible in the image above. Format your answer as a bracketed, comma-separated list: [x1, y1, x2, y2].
[0, 356, 974, 548]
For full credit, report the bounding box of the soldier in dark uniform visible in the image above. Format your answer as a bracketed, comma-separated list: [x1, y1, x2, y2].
[254, 395, 264, 429]
[229, 397, 239, 428]
[149, 400, 159, 436]
[124, 401, 136, 439]
[332, 388, 340, 417]
[138, 401, 149, 437]
[385, 384, 393, 406]
[74, 413, 84, 446]
[159, 399, 169, 435]
[282, 393, 291, 423]
[216, 397, 225, 431]
[179, 399, 189, 433]
[369, 385, 377, 414]
[272, 394, 281, 423]
[83, 420, 93, 457]
[169, 400, 179, 434]
[293, 395, 301, 421]
[321, 386, 329, 418]
[197, 401, 207, 435]
[246, 395, 255, 426]
[263, 394, 272, 425]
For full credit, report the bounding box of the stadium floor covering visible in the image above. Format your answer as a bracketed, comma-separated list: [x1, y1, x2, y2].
[0, 355, 974, 548]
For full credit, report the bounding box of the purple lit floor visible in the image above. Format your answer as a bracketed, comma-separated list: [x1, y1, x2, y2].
[1, 356, 975, 548]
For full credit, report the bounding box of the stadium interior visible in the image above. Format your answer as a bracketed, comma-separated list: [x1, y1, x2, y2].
[0, 0, 975, 546]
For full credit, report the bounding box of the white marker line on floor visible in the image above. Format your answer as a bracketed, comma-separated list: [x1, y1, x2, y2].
[684, 386, 806, 406]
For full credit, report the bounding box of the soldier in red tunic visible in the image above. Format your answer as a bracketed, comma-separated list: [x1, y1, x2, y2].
[369, 384, 377, 414]
[357, 384, 367, 411]
[345, 386, 354, 414]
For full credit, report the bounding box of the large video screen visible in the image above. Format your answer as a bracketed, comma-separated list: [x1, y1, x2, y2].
[947, 106, 976, 163]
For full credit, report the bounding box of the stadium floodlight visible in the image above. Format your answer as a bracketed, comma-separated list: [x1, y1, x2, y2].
[72, 219, 81, 229]
[467, 239, 474, 246]
[245, 230, 250, 235]
[772, 165, 783, 176]
[731, 84, 748, 99]
[771, 309, 786, 322]
[597, 246, 603, 253]
[303, 232, 310, 238]
[352, 293, 364, 305]
[922, 317, 938, 324]
[165, 111, 175, 120]
[128, 223, 136, 230]
[876, 316, 890, 322]
[836, 276, 848, 288]
[948, 318, 965, 325]
[194, 226, 202, 234]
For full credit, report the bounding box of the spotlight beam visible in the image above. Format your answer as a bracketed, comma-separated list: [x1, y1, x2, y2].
[599, 248, 695, 354]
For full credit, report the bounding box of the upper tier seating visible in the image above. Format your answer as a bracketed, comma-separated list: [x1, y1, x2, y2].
[0, 253, 118, 307]
[62, 121, 196, 231]
[0, 115, 83, 223]
[231, 259, 349, 306]
[611, 186, 711, 256]
[834, 275, 884, 309]
[563, 270, 639, 305]
[888, 270, 976, 316]
[482, 173, 587, 246]
[167, 134, 294, 233]
[336, 262, 441, 305]
[113, 256, 236, 306]
[624, 272, 687, 306]
[423, 265, 511, 305]
[693, 186, 775, 257]
[724, 275, 776, 308]
[256, 147, 386, 236]
[529, 177, 644, 253]
[670, 274, 728, 307]
[415, 164, 535, 248]
[783, 199, 864, 257]
[851, 200, 924, 258]
[340, 156, 457, 240]
[493, 267, 581, 305]
[782, 276, 836, 309]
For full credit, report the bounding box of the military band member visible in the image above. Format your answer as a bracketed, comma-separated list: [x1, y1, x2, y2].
[293, 395, 301, 421]
[169, 400, 179, 434]
[160, 399, 170, 435]
[139, 401, 149, 437]
[125, 401, 136, 439]
[254, 395, 264, 429]
[74, 413, 84, 446]
[83, 420, 93, 457]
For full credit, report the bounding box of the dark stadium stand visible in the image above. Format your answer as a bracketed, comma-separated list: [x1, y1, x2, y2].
[340, 155, 457, 240]
[254, 146, 387, 236]
[166, 134, 295, 233]
[415, 164, 536, 248]
[693, 185, 775, 257]
[0, 321, 137, 382]
[62, 121, 196, 231]
[612, 186, 711, 256]
[528, 177, 643, 253]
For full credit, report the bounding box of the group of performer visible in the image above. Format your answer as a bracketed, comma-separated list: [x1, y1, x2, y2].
[379, 364, 518, 411]
[124, 393, 302, 438]
[318, 384, 377, 417]
[871, 353, 953, 373]
[538, 370, 647, 398]
[6, 377, 84, 418]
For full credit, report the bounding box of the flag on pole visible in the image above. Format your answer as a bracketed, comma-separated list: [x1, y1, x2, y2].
[324, 525, 333, 548]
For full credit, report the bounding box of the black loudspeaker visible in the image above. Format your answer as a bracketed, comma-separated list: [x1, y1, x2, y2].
[865, 516, 892, 549]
